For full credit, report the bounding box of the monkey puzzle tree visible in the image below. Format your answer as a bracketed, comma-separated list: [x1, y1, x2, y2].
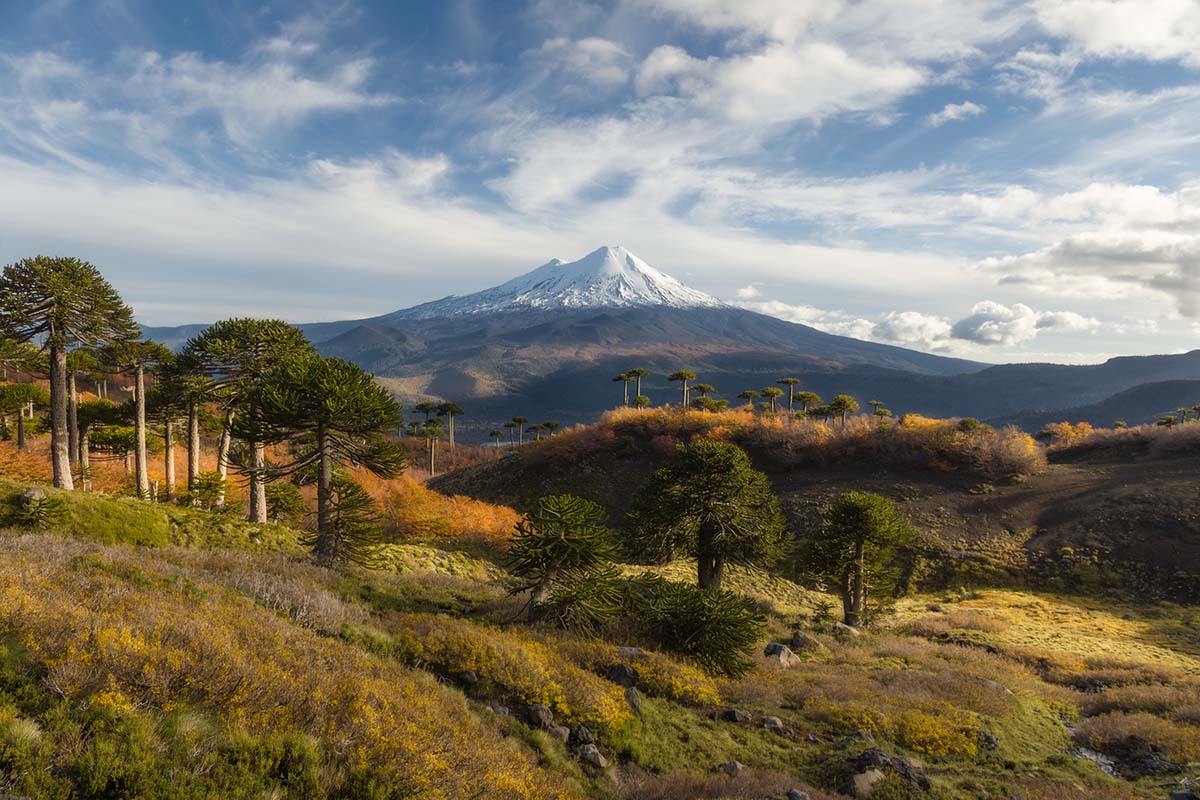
[802, 491, 916, 627]
[490, 428, 505, 450]
[612, 372, 633, 407]
[0, 336, 41, 382]
[105, 339, 172, 500]
[690, 396, 728, 412]
[240, 354, 405, 562]
[0, 256, 137, 489]
[761, 386, 784, 413]
[626, 367, 650, 400]
[794, 391, 821, 414]
[422, 417, 445, 476]
[76, 398, 120, 489]
[777, 377, 801, 410]
[634, 395, 651, 409]
[737, 389, 760, 407]
[503, 420, 517, 446]
[667, 369, 696, 407]
[158, 354, 213, 502]
[506, 494, 616, 622]
[436, 401, 464, 447]
[180, 319, 314, 520]
[145, 385, 187, 502]
[625, 440, 788, 591]
[542, 420, 561, 435]
[829, 394, 860, 428]
[414, 401, 438, 421]
[512, 416, 528, 445]
[0, 383, 47, 450]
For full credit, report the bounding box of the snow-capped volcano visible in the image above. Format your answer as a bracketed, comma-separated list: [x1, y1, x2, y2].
[388, 246, 724, 320]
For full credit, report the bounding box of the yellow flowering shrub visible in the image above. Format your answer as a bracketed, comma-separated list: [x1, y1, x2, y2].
[387, 613, 633, 731]
[889, 706, 978, 757]
[803, 698, 884, 736]
[0, 537, 579, 800]
[555, 640, 721, 706]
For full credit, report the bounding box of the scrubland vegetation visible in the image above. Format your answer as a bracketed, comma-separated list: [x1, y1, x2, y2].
[1, 256, 1198, 798]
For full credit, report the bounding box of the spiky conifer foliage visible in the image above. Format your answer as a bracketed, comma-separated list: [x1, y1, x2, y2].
[300, 475, 386, 567]
[0, 256, 137, 488]
[625, 439, 788, 591]
[506, 494, 617, 622]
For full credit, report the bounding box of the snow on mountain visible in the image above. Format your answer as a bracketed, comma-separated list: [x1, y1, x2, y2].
[387, 246, 725, 320]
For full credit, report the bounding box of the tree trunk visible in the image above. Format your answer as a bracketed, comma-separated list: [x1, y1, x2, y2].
[447, 413, 455, 448]
[215, 407, 234, 508]
[635, 375, 642, 398]
[248, 441, 267, 522]
[187, 401, 200, 500]
[528, 567, 558, 622]
[623, 381, 629, 406]
[314, 428, 334, 561]
[15, 413, 25, 451]
[695, 521, 724, 590]
[49, 345, 73, 489]
[68, 371, 79, 466]
[79, 430, 90, 490]
[845, 537, 866, 627]
[163, 417, 176, 502]
[787, 385, 794, 411]
[134, 365, 149, 500]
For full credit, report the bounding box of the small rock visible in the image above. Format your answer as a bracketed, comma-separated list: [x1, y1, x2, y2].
[718, 760, 745, 776]
[786, 791, 812, 800]
[451, 670, 478, 686]
[762, 716, 785, 734]
[977, 729, 1000, 750]
[17, 487, 45, 506]
[1169, 791, 1197, 800]
[617, 646, 647, 659]
[485, 702, 509, 716]
[851, 749, 891, 770]
[624, 685, 643, 715]
[789, 631, 830, 655]
[577, 743, 608, 769]
[804, 733, 823, 744]
[570, 725, 595, 745]
[548, 725, 570, 743]
[762, 642, 802, 668]
[833, 621, 861, 637]
[845, 769, 885, 797]
[524, 703, 554, 730]
[606, 662, 639, 687]
[715, 708, 752, 724]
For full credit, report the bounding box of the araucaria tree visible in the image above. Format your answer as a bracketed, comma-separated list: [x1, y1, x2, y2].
[241, 354, 405, 563]
[761, 386, 784, 413]
[506, 494, 616, 622]
[737, 389, 760, 407]
[667, 369, 696, 407]
[829, 394, 860, 427]
[0, 257, 137, 488]
[106, 339, 171, 500]
[794, 391, 821, 414]
[180, 319, 314, 520]
[612, 372, 632, 406]
[626, 368, 650, 400]
[437, 401, 464, 447]
[803, 491, 916, 627]
[625, 440, 788, 591]
[777, 377, 801, 410]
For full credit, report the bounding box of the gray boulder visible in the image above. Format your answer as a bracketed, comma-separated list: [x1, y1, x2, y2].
[624, 685, 643, 715]
[606, 662, 639, 687]
[715, 708, 752, 724]
[790, 630, 830, 655]
[570, 725, 595, 745]
[762, 716, 785, 734]
[845, 769, 885, 797]
[617, 646, 647, 659]
[833, 621, 861, 637]
[718, 760, 745, 776]
[523, 703, 554, 730]
[763, 642, 802, 667]
[786, 791, 812, 800]
[547, 725, 570, 743]
[577, 743, 608, 769]
[17, 487, 46, 506]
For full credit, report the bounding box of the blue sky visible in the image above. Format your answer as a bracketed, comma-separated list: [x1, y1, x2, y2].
[1, 0, 1198, 363]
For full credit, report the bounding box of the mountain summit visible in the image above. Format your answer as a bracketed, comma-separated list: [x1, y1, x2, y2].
[387, 246, 724, 320]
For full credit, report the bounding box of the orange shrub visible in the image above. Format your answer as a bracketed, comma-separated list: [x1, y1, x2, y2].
[356, 472, 520, 550]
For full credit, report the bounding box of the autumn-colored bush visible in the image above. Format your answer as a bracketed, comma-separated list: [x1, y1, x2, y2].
[523, 407, 1046, 480]
[1073, 711, 1200, 763]
[1048, 420, 1200, 461]
[0, 535, 578, 799]
[1081, 683, 1200, 717]
[890, 705, 978, 756]
[555, 640, 721, 706]
[378, 613, 632, 731]
[356, 472, 520, 550]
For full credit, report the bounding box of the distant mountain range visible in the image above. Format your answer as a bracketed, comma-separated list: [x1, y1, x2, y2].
[143, 246, 1200, 438]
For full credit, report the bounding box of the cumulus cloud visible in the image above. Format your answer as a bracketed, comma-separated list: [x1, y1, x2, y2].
[524, 37, 633, 89]
[1034, 0, 1200, 67]
[735, 285, 761, 299]
[927, 100, 986, 126]
[950, 300, 1099, 345]
[871, 311, 953, 349]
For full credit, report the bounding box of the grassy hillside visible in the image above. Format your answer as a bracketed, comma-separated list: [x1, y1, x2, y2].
[0, 470, 1197, 798]
[432, 407, 1200, 601]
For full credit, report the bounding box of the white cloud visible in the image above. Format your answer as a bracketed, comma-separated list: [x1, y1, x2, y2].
[950, 300, 1099, 345]
[1034, 0, 1200, 67]
[525, 37, 633, 89]
[927, 100, 985, 126]
[872, 311, 953, 349]
[735, 285, 761, 299]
